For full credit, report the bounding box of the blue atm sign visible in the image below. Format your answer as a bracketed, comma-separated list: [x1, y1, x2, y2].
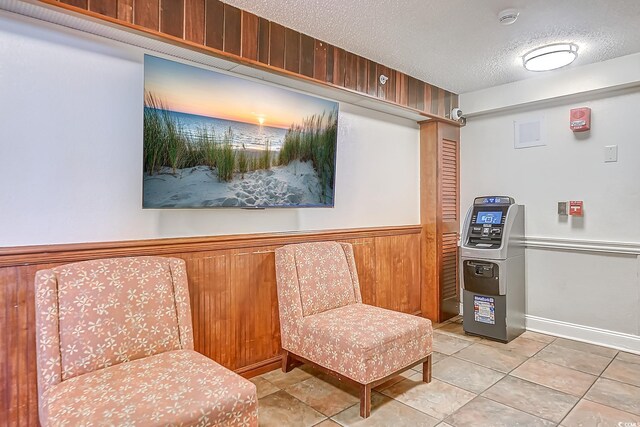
[474, 295, 495, 325]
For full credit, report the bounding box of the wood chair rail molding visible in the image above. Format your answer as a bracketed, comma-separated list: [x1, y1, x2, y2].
[0, 225, 420, 266]
[0, 225, 423, 425]
[32, 0, 460, 123]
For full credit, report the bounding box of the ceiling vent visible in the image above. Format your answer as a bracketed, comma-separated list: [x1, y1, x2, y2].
[498, 9, 520, 25]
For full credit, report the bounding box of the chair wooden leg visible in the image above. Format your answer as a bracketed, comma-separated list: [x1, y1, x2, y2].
[282, 351, 295, 373]
[360, 384, 371, 418]
[423, 354, 432, 383]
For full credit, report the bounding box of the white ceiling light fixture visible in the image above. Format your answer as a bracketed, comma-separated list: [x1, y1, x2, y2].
[523, 43, 579, 72]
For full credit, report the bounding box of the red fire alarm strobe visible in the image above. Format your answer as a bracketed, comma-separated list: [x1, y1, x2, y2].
[569, 201, 583, 216]
[570, 107, 591, 132]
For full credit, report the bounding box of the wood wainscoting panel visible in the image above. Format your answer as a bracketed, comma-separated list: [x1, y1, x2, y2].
[350, 238, 376, 306]
[0, 225, 421, 425]
[116, 0, 134, 23]
[222, 3, 241, 56]
[184, 250, 232, 366]
[184, 0, 205, 44]
[299, 33, 315, 78]
[240, 11, 259, 61]
[88, 0, 117, 18]
[204, 0, 224, 50]
[230, 246, 280, 369]
[59, 0, 86, 8]
[133, 0, 159, 30]
[159, 0, 184, 38]
[257, 16, 270, 64]
[268, 22, 286, 69]
[284, 28, 301, 73]
[373, 233, 421, 315]
[313, 39, 327, 81]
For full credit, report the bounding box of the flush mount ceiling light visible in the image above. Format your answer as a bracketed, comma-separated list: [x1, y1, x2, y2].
[523, 43, 579, 71]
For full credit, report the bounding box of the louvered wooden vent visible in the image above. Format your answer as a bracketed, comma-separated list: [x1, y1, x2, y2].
[441, 139, 458, 222]
[441, 232, 459, 301]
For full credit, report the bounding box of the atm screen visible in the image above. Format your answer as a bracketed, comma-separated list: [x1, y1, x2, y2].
[476, 211, 503, 224]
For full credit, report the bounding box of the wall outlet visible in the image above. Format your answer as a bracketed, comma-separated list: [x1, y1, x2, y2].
[605, 145, 618, 162]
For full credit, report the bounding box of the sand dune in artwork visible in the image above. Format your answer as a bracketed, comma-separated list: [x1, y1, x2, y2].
[143, 160, 329, 208]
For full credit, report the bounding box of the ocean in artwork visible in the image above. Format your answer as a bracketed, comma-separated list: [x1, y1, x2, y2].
[167, 111, 288, 151]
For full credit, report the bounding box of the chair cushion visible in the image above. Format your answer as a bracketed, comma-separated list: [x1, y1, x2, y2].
[292, 242, 358, 317]
[293, 303, 432, 384]
[51, 257, 183, 380]
[42, 350, 258, 427]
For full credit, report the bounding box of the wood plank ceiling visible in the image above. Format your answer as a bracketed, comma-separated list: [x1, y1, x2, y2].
[41, 0, 459, 120]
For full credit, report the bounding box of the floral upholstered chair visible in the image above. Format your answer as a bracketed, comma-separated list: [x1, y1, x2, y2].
[275, 242, 433, 418]
[34, 256, 258, 427]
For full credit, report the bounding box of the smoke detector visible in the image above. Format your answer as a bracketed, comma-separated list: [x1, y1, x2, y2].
[498, 9, 519, 25]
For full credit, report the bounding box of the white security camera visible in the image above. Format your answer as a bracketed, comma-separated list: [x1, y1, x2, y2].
[451, 108, 464, 121]
[379, 74, 389, 85]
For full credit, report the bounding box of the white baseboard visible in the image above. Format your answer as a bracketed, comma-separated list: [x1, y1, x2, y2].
[526, 315, 640, 354]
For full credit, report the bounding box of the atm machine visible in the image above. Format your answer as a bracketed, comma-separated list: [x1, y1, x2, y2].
[460, 196, 525, 342]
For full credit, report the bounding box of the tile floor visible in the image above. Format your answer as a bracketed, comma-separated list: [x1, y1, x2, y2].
[251, 317, 640, 426]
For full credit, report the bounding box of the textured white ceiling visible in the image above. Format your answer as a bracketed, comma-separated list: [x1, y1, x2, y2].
[224, 0, 640, 94]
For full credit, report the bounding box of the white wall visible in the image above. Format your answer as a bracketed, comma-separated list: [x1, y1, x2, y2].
[0, 12, 420, 247]
[460, 59, 640, 352]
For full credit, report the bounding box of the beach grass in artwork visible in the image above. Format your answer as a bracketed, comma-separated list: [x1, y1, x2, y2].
[142, 55, 338, 208]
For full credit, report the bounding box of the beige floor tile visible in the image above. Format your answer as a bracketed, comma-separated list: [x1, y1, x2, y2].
[380, 375, 476, 420]
[602, 358, 640, 387]
[554, 337, 619, 358]
[331, 392, 439, 427]
[432, 351, 448, 364]
[435, 423, 454, 427]
[436, 321, 466, 336]
[520, 331, 557, 344]
[413, 352, 447, 373]
[453, 343, 528, 373]
[445, 396, 554, 427]
[435, 316, 462, 327]
[258, 390, 326, 427]
[433, 357, 504, 393]
[435, 322, 482, 342]
[432, 332, 474, 355]
[285, 376, 360, 417]
[373, 370, 416, 392]
[482, 375, 579, 423]
[617, 351, 640, 365]
[535, 343, 614, 375]
[585, 378, 640, 416]
[510, 358, 597, 396]
[480, 336, 549, 357]
[313, 372, 361, 395]
[261, 367, 312, 389]
[314, 420, 342, 427]
[250, 376, 280, 399]
[431, 320, 449, 330]
[562, 399, 640, 427]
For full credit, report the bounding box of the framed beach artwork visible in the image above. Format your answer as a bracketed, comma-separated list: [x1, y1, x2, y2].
[143, 54, 339, 208]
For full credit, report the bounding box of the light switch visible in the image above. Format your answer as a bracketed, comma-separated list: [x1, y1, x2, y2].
[605, 145, 618, 162]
